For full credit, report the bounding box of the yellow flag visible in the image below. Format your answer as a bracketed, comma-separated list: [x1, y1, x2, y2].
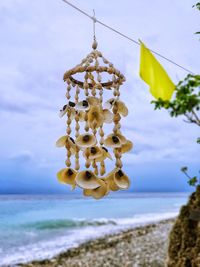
[139, 41, 175, 100]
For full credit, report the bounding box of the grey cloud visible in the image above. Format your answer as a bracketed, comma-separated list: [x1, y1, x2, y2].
[0, 96, 55, 114]
[8, 151, 33, 163]
[0, 99, 27, 114]
[0, 0, 199, 167]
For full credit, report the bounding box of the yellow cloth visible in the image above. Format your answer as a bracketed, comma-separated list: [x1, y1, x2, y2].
[139, 41, 175, 100]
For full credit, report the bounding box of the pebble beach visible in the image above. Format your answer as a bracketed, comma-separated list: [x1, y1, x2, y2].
[19, 219, 174, 267]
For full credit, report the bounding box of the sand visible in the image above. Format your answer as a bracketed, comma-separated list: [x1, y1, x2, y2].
[18, 219, 174, 267]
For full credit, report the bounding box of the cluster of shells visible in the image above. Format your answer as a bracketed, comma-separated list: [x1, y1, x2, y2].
[56, 41, 133, 199]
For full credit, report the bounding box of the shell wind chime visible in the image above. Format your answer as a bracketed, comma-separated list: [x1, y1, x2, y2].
[56, 34, 133, 199]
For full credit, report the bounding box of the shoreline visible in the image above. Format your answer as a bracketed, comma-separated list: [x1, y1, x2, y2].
[18, 218, 175, 267]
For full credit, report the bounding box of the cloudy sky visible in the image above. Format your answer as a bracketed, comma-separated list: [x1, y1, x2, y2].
[0, 0, 199, 193]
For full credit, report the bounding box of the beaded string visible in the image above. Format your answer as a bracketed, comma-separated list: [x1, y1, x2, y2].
[65, 107, 72, 168]
[112, 83, 122, 169]
[83, 72, 91, 168]
[74, 85, 80, 170]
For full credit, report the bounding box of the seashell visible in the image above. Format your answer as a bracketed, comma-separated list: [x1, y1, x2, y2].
[83, 146, 103, 160]
[87, 106, 104, 129]
[121, 140, 133, 153]
[57, 168, 65, 182]
[75, 170, 100, 189]
[116, 100, 128, 117]
[77, 110, 85, 122]
[68, 138, 77, 155]
[68, 101, 76, 108]
[86, 97, 100, 106]
[59, 105, 76, 119]
[114, 169, 130, 189]
[76, 100, 90, 111]
[104, 134, 123, 148]
[83, 179, 108, 199]
[104, 169, 119, 191]
[103, 98, 116, 109]
[83, 188, 92, 197]
[59, 104, 68, 117]
[90, 179, 108, 199]
[103, 109, 113, 123]
[56, 136, 77, 154]
[94, 147, 112, 162]
[57, 168, 77, 187]
[56, 135, 67, 147]
[116, 133, 127, 144]
[101, 147, 112, 160]
[75, 134, 97, 148]
[70, 108, 76, 120]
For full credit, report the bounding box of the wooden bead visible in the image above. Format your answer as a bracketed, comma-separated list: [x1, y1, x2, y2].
[75, 124, 80, 131]
[102, 57, 109, 64]
[100, 161, 105, 176]
[113, 113, 121, 123]
[67, 127, 71, 135]
[99, 127, 104, 137]
[85, 160, 91, 168]
[75, 160, 80, 170]
[92, 40, 98, 50]
[65, 159, 71, 167]
[97, 73, 102, 82]
[67, 150, 71, 158]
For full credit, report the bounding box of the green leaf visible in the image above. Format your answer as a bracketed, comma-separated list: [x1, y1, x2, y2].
[188, 177, 198, 186]
[181, 166, 188, 172]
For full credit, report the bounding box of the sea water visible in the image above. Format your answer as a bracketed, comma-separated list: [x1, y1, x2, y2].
[0, 193, 189, 266]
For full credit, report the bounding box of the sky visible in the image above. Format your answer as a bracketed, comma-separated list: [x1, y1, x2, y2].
[0, 0, 199, 194]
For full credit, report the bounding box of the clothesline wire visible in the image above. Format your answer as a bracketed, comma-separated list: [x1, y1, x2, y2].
[61, 0, 195, 74]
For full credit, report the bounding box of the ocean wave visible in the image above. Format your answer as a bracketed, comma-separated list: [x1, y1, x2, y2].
[21, 211, 178, 231]
[22, 218, 117, 230]
[1, 212, 178, 266]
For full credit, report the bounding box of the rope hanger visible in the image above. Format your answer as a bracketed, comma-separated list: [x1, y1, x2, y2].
[61, 0, 195, 75]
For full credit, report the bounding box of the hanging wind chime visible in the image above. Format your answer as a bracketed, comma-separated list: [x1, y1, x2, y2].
[56, 16, 133, 199]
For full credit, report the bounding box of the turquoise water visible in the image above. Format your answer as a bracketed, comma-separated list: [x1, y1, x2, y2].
[0, 193, 188, 266]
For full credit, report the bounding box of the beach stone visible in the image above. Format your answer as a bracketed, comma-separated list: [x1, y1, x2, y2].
[167, 185, 200, 267]
[18, 220, 174, 267]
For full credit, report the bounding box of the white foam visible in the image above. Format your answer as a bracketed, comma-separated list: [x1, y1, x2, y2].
[114, 211, 178, 225]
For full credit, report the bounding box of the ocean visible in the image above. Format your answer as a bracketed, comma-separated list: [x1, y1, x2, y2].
[0, 193, 189, 266]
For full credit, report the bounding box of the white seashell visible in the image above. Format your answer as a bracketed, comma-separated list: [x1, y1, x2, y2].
[103, 98, 115, 109]
[76, 100, 90, 111]
[103, 109, 114, 123]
